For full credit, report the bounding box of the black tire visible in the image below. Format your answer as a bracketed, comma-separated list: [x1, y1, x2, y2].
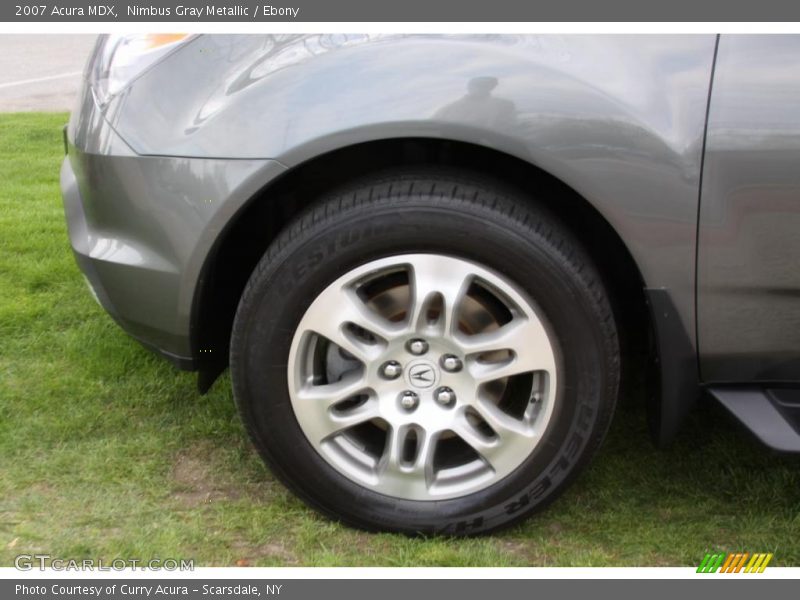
[230, 169, 619, 535]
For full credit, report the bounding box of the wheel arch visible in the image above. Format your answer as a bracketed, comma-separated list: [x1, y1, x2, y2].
[192, 136, 686, 444]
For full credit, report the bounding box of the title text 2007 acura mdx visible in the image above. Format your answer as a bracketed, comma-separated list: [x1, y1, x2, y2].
[61, 34, 800, 534]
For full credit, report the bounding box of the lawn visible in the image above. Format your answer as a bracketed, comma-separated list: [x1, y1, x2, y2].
[1, 112, 799, 568]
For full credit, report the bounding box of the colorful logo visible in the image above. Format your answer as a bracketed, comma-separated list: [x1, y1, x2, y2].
[697, 552, 773, 573]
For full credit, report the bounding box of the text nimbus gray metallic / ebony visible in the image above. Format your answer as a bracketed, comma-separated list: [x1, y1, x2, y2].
[127, 5, 301, 18]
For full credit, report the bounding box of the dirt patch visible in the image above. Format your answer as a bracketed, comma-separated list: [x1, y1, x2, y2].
[170, 442, 248, 507]
[498, 539, 556, 564]
[496, 524, 568, 565]
[229, 540, 299, 566]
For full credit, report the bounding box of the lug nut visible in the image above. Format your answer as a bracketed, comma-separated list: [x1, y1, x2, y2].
[399, 391, 420, 411]
[380, 360, 403, 380]
[440, 354, 463, 373]
[407, 338, 429, 355]
[434, 386, 456, 407]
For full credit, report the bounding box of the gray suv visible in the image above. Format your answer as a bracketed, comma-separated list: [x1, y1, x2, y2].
[61, 34, 800, 535]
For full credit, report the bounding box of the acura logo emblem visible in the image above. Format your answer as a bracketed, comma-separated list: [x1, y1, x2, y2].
[408, 363, 436, 388]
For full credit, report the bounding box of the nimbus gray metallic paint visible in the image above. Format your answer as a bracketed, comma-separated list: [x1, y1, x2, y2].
[64, 77, 285, 358]
[65, 34, 740, 440]
[62, 149, 284, 358]
[699, 35, 800, 383]
[104, 35, 716, 346]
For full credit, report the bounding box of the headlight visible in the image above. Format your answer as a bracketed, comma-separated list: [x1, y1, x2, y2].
[89, 34, 191, 106]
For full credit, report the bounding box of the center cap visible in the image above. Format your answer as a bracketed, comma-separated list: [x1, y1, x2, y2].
[406, 360, 439, 389]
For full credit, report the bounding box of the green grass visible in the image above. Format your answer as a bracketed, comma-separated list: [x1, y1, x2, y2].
[1, 112, 799, 568]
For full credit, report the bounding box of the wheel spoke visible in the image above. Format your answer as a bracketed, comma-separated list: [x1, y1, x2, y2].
[304, 399, 380, 443]
[295, 372, 370, 408]
[454, 402, 539, 472]
[376, 426, 438, 497]
[300, 285, 403, 362]
[474, 398, 535, 441]
[407, 256, 472, 335]
[459, 317, 555, 383]
[451, 419, 501, 460]
[295, 374, 378, 442]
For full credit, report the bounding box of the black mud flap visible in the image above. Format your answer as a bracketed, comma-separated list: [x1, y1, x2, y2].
[197, 361, 227, 394]
[645, 288, 701, 447]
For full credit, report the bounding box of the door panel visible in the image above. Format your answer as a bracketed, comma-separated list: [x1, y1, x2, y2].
[699, 35, 800, 382]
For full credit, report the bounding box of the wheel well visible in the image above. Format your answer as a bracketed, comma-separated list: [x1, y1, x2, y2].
[193, 137, 654, 404]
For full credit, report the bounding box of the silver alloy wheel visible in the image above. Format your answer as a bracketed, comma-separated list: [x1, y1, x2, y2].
[287, 254, 558, 501]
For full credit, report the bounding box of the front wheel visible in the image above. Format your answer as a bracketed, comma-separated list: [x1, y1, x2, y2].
[230, 170, 619, 535]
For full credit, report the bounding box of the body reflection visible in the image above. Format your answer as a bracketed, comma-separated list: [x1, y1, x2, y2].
[434, 76, 517, 130]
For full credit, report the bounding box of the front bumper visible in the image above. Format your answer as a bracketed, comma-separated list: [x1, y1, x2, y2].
[61, 89, 284, 369]
[61, 154, 197, 369]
